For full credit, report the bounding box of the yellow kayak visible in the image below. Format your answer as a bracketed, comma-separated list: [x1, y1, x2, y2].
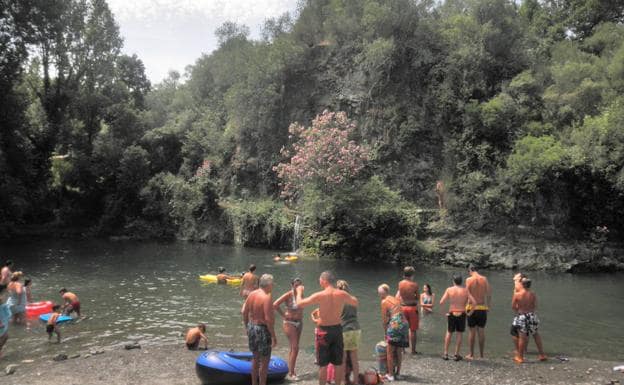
[199, 274, 242, 285]
[284, 255, 298, 261]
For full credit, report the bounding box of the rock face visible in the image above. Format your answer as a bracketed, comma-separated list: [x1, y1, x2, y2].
[420, 232, 624, 272]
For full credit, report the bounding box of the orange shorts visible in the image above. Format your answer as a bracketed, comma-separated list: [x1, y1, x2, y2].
[402, 305, 419, 331]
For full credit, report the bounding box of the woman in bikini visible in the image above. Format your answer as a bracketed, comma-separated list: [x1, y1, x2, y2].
[420, 284, 434, 314]
[273, 278, 304, 381]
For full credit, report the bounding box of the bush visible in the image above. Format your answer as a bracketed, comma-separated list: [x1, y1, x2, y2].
[223, 199, 293, 248]
[301, 176, 420, 261]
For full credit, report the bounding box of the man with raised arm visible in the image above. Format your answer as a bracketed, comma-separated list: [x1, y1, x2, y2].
[242, 274, 277, 385]
[240, 264, 260, 299]
[465, 264, 492, 360]
[296, 271, 358, 385]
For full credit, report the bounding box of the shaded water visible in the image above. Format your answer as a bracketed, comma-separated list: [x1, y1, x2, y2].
[0, 240, 623, 364]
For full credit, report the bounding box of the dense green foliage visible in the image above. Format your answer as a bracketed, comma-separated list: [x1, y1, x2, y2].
[2, 0, 624, 256]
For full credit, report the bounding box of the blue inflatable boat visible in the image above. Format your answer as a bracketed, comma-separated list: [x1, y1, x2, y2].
[196, 351, 288, 384]
[39, 313, 73, 324]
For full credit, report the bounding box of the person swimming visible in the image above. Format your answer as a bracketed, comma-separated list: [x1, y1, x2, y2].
[216, 267, 238, 284]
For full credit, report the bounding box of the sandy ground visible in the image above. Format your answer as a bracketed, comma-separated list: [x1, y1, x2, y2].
[2, 344, 623, 385]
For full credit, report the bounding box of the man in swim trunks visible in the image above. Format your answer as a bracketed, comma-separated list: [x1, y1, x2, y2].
[240, 264, 260, 299]
[0, 260, 13, 292]
[440, 274, 476, 361]
[396, 266, 419, 354]
[242, 274, 277, 385]
[465, 264, 491, 359]
[185, 323, 208, 350]
[511, 278, 547, 363]
[296, 271, 358, 385]
[59, 288, 81, 317]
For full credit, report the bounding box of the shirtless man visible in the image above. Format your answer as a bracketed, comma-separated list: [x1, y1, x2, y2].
[511, 278, 547, 363]
[296, 271, 358, 385]
[242, 274, 277, 385]
[396, 266, 419, 354]
[185, 323, 208, 350]
[240, 264, 260, 299]
[0, 260, 13, 292]
[59, 288, 81, 317]
[465, 264, 492, 359]
[440, 274, 476, 361]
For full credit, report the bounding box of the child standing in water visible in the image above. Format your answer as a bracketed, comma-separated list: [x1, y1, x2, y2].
[47, 305, 62, 343]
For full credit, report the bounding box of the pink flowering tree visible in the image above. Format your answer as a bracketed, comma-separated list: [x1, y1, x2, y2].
[274, 110, 371, 200]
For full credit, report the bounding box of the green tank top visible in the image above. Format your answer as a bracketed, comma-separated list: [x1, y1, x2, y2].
[341, 304, 360, 331]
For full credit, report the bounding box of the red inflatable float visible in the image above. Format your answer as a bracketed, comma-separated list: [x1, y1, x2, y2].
[26, 301, 54, 318]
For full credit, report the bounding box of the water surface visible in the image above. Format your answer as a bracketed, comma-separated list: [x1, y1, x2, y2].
[1, 240, 623, 363]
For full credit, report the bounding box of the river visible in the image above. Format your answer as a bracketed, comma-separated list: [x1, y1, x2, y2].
[1, 239, 623, 364]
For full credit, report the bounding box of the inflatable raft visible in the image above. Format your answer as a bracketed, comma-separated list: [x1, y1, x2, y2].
[196, 351, 288, 385]
[26, 301, 54, 318]
[39, 313, 73, 324]
[199, 274, 242, 285]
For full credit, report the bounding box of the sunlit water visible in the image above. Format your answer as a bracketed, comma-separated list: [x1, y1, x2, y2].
[0, 239, 623, 364]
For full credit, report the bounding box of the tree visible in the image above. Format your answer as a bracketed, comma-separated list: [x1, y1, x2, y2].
[274, 110, 370, 199]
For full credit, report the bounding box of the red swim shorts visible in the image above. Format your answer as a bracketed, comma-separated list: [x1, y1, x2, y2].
[402, 306, 419, 331]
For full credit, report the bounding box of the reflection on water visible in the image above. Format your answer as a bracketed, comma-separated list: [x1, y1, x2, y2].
[0, 239, 623, 364]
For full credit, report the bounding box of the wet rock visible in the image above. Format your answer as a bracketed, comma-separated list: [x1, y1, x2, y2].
[89, 349, 104, 355]
[5, 364, 18, 375]
[53, 354, 68, 361]
[83, 354, 91, 359]
[124, 342, 141, 350]
[69, 353, 80, 359]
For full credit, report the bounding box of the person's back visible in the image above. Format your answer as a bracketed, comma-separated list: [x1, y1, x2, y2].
[241, 266, 259, 298]
[513, 289, 536, 314]
[398, 280, 418, 306]
[316, 286, 352, 326]
[63, 291, 78, 303]
[382, 294, 402, 318]
[446, 286, 469, 313]
[466, 273, 489, 306]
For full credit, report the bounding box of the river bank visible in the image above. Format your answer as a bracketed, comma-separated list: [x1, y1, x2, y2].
[2, 344, 623, 385]
[417, 229, 624, 273]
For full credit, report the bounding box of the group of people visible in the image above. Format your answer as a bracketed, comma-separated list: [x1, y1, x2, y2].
[185, 263, 548, 385]
[0, 259, 82, 358]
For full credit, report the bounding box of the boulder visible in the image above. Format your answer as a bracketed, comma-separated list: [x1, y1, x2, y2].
[5, 364, 18, 375]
